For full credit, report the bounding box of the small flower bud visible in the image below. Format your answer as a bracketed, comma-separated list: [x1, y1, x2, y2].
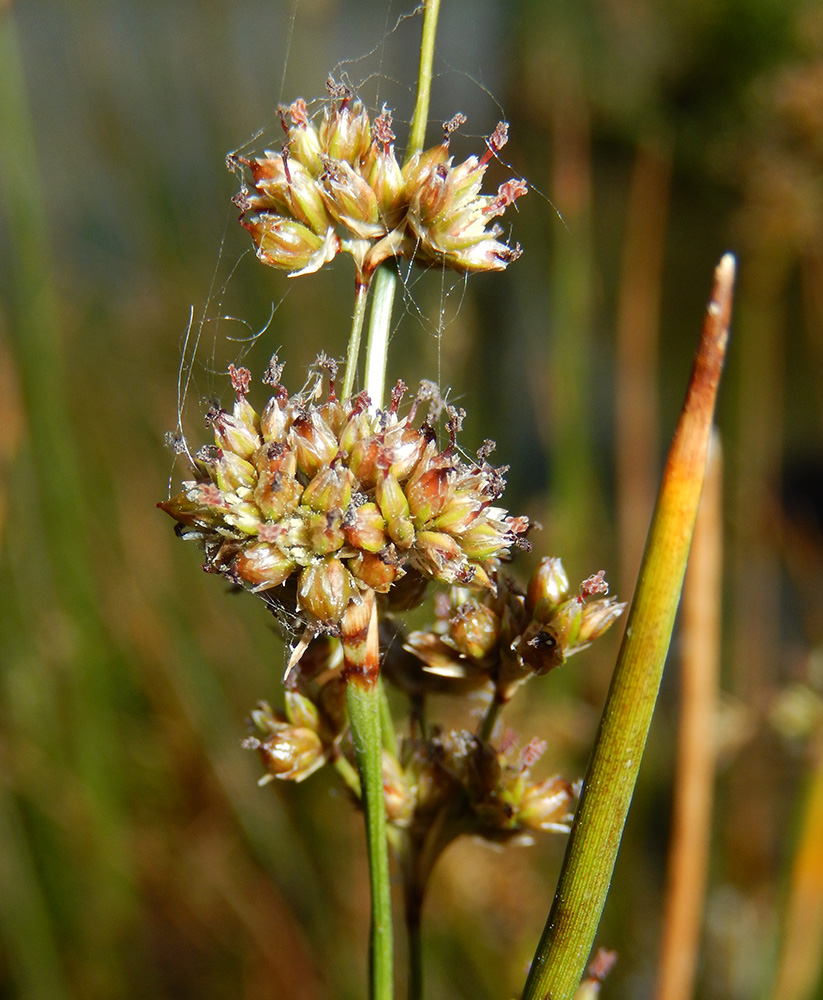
[410, 530, 467, 584]
[305, 509, 346, 556]
[284, 689, 320, 731]
[301, 463, 355, 513]
[432, 490, 481, 535]
[527, 557, 570, 621]
[211, 449, 257, 493]
[516, 777, 575, 833]
[349, 550, 402, 593]
[260, 396, 292, 443]
[344, 502, 387, 552]
[449, 600, 501, 660]
[234, 543, 296, 590]
[211, 399, 262, 461]
[289, 412, 339, 476]
[406, 466, 451, 526]
[157, 483, 228, 529]
[285, 98, 324, 175]
[375, 471, 415, 548]
[402, 142, 451, 192]
[319, 96, 371, 163]
[455, 515, 514, 560]
[255, 726, 325, 782]
[242, 214, 340, 276]
[254, 446, 303, 520]
[320, 159, 384, 239]
[298, 556, 357, 623]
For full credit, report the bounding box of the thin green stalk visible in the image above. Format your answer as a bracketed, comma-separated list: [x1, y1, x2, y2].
[347, 678, 394, 1000]
[343, 594, 394, 1000]
[405, 0, 442, 166]
[365, 262, 398, 407]
[359, 0, 442, 412]
[342, 279, 371, 400]
[521, 255, 735, 1000]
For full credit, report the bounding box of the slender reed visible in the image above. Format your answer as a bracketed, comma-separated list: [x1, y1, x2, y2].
[521, 255, 735, 1000]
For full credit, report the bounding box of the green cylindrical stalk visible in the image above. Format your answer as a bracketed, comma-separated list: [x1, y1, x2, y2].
[405, 0, 442, 166]
[521, 255, 735, 1000]
[365, 263, 397, 408]
[343, 593, 394, 1000]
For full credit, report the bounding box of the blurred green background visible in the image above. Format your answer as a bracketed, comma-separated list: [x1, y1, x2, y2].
[2, 1, 823, 998]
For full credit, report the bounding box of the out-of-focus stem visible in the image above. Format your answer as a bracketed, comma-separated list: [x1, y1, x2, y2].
[521, 255, 735, 1000]
[343, 592, 393, 1000]
[478, 692, 504, 743]
[342, 280, 371, 400]
[615, 138, 671, 593]
[770, 728, 823, 1000]
[654, 433, 722, 1000]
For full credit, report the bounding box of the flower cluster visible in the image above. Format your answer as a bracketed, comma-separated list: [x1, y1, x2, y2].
[228, 81, 527, 282]
[159, 360, 531, 635]
[243, 636, 348, 783]
[384, 729, 576, 856]
[387, 558, 625, 703]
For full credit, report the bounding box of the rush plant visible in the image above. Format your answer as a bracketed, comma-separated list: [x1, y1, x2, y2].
[158, 3, 733, 998]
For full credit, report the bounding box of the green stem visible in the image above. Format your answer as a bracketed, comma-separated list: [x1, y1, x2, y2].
[364, 262, 398, 408]
[520, 255, 735, 1000]
[342, 279, 371, 400]
[342, 593, 393, 1000]
[359, 0, 441, 412]
[333, 753, 362, 798]
[405, 0, 442, 166]
[347, 677, 394, 1000]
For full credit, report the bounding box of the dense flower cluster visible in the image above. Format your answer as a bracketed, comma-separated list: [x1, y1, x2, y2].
[388, 558, 625, 703]
[159, 360, 531, 634]
[384, 729, 576, 842]
[228, 81, 527, 282]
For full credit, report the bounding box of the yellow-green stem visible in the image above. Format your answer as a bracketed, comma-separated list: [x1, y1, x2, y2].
[521, 254, 735, 1000]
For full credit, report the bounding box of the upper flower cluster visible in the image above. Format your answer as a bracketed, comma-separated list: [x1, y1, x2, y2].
[159, 359, 531, 635]
[228, 80, 527, 283]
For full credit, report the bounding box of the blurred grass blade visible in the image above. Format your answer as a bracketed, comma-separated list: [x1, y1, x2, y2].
[770, 731, 823, 1000]
[654, 433, 723, 1000]
[521, 254, 735, 1000]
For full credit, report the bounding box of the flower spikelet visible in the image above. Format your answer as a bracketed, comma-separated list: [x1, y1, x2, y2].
[228, 83, 526, 282]
[159, 361, 531, 637]
[392, 558, 625, 702]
